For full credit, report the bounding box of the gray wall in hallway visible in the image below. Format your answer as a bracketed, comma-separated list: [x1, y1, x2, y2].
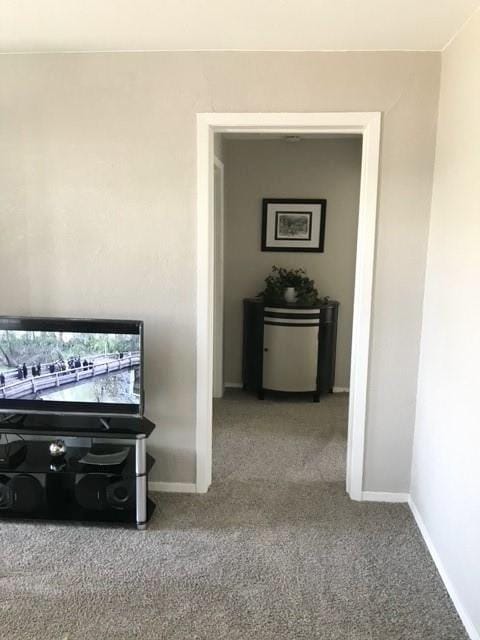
[223, 137, 362, 390]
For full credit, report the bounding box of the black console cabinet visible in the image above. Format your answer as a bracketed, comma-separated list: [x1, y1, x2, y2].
[0, 414, 156, 529]
[242, 298, 339, 401]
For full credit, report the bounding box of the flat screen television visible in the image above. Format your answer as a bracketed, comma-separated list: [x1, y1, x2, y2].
[0, 317, 143, 417]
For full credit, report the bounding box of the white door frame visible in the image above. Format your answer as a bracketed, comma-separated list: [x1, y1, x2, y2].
[196, 112, 381, 500]
[212, 156, 225, 398]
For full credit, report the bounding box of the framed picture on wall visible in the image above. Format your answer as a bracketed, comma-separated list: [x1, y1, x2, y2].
[261, 198, 327, 252]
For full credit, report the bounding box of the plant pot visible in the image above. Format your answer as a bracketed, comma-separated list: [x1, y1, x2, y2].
[284, 287, 297, 304]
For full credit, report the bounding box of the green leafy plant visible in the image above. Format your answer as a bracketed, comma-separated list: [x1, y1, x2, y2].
[259, 265, 324, 306]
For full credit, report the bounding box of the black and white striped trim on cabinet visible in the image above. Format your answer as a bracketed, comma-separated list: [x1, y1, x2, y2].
[263, 307, 321, 327]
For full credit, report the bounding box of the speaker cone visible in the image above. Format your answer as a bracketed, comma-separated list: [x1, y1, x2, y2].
[0, 475, 13, 510]
[9, 474, 44, 513]
[75, 474, 110, 511]
[106, 480, 134, 510]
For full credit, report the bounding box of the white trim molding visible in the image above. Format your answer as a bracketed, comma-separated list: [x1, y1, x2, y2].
[212, 155, 225, 399]
[409, 498, 480, 640]
[227, 383, 348, 392]
[149, 482, 197, 494]
[362, 491, 409, 503]
[196, 112, 382, 498]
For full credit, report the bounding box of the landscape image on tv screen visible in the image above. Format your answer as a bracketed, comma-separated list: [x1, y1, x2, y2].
[0, 330, 141, 405]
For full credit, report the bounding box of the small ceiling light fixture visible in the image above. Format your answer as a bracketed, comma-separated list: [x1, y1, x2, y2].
[284, 135, 302, 143]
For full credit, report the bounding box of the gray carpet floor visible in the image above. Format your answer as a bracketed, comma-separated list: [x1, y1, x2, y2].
[0, 390, 467, 639]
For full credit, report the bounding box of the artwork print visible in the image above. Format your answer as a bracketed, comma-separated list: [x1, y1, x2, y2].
[262, 199, 326, 252]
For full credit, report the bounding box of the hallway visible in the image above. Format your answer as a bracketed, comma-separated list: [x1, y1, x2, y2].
[214, 389, 348, 485]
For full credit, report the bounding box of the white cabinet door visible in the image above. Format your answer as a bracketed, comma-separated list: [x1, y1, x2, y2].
[263, 323, 319, 392]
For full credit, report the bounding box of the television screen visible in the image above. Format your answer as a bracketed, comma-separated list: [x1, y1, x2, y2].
[0, 317, 143, 416]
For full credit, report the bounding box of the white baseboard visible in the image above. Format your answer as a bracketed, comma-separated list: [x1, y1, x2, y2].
[225, 383, 349, 393]
[361, 491, 409, 502]
[149, 481, 197, 494]
[408, 497, 479, 640]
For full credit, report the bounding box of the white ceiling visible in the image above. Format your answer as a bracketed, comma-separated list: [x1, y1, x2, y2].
[1, 0, 479, 53]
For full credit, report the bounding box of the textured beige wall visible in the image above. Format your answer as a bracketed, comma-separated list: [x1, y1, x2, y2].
[411, 10, 480, 631]
[223, 138, 362, 389]
[0, 52, 439, 489]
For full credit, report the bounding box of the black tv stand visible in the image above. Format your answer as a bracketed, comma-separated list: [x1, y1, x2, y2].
[0, 413, 156, 530]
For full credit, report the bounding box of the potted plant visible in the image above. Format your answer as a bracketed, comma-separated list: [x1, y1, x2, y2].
[259, 266, 324, 307]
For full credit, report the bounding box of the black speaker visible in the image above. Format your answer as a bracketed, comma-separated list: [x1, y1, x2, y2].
[0, 473, 45, 513]
[75, 474, 135, 512]
[0, 474, 13, 510]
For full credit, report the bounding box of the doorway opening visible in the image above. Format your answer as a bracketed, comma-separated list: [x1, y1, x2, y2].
[197, 113, 381, 500]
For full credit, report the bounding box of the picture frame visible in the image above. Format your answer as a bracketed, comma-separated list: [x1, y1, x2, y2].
[261, 198, 327, 252]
